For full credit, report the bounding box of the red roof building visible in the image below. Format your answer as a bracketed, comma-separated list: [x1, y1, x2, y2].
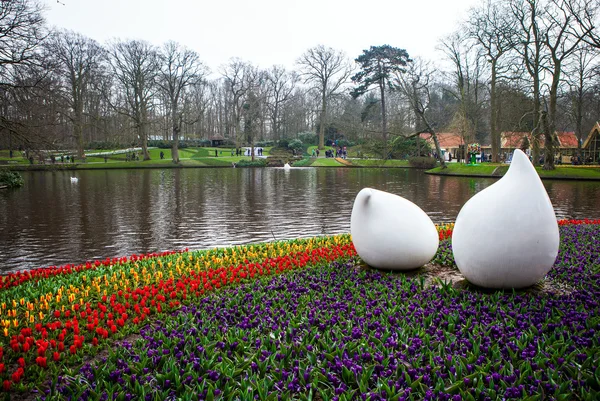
[419, 132, 466, 149]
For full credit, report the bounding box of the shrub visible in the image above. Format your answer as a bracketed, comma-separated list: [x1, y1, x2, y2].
[277, 139, 290, 149]
[86, 141, 122, 150]
[148, 140, 193, 149]
[221, 139, 236, 147]
[0, 171, 24, 188]
[236, 158, 267, 167]
[288, 139, 304, 153]
[335, 139, 355, 148]
[297, 131, 318, 145]
[408, 156, 437, 169]
[255, 140, 275, 147]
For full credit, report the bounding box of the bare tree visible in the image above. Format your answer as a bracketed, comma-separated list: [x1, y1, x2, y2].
[221, 59, 256, 146]
[0, 0, 47, 151]
[469, 0, 517, 162]
[562, 0, 600, 49]
[394, 59, 447, 168]
[264, 65, 298, 141]
[296, 45, 352, 149]
[108, 40, 159, 160]
[0, 0, 46, 87]
[564, 46, 598, 158]
[511, 0, 547, 164]
[439, 32, 486, 145]
[47, 30, 106, 157]
[158, 41, 207, 163]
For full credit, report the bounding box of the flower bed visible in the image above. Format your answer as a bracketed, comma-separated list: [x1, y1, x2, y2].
[1, 222, 599, 400]
[0, 236, 356, 394]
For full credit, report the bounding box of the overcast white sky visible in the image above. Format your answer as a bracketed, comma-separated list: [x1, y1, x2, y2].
[42, 0, 480, 73]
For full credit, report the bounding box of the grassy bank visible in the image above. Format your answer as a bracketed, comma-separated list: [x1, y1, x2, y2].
[0, 147, 270, 171]
[427, 163, 600, 180]
[293, 158, 412, 168]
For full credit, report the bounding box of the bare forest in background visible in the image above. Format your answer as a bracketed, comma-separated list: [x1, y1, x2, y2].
[2, 0, 600, 169]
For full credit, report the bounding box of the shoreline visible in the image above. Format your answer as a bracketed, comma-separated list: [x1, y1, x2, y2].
[426, 163, 600, 181]
[2, 159, 600, 181]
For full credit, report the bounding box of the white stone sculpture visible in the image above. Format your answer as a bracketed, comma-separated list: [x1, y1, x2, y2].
[350, 188, 439, 270]
[452, 149, 559, 289]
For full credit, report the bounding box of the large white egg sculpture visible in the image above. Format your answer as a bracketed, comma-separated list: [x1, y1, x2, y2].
[350, 188, 439, 270]
[452, 149, 559, 289]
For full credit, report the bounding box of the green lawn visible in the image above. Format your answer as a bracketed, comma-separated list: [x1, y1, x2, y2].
[538, 166, 600, 179]
[349, 159, 411, 168]
[310, 157, 346, 167]
[428, 162, 600, 180]
[428, 163, 503, 176]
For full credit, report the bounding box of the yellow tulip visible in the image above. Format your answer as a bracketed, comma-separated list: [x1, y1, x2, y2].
[13, 319, 18, 327]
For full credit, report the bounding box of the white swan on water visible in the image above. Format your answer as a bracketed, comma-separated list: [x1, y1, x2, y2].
[283, 163, 291, 169]
[70, 177, 78, 183]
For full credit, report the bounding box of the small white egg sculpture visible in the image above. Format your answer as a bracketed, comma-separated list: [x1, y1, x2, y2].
[452, 149, 559, 289]
[350, 188, 439, 270]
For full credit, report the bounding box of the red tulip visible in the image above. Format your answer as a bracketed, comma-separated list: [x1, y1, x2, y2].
[35, 357, 47, 368]
[12, 368, 24, 383]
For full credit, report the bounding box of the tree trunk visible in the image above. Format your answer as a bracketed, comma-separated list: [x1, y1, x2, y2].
[541, 110, 554, 170]
[379, 78, 388, 158]
[531, 74, 541, 166]
[319, 91, 326, 150]
[575, 86, 583, 159]
[172, 105, 180, 164]
[421, 113, 446, 169]
[74, 90, 85, 157]
[140, 107, 150, 161]
[172, 126, 180, 164]
[490, 61, 499, 163]
[379, 79, 387, 141]
[544, 61, 560, 171]
[74, 118, 85, 158]
[141, 126, 150, 160]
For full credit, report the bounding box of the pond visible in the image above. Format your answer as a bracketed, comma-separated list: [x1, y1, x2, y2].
[1, 167, 599, 273]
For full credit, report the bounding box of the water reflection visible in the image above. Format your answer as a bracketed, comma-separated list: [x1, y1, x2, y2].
[0, 168, 599, 273]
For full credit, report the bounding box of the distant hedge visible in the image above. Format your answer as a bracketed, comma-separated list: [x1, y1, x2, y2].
[408, 156, 437, 169]
[0, 171, 24, 188]
[236, 158, 267, 167]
